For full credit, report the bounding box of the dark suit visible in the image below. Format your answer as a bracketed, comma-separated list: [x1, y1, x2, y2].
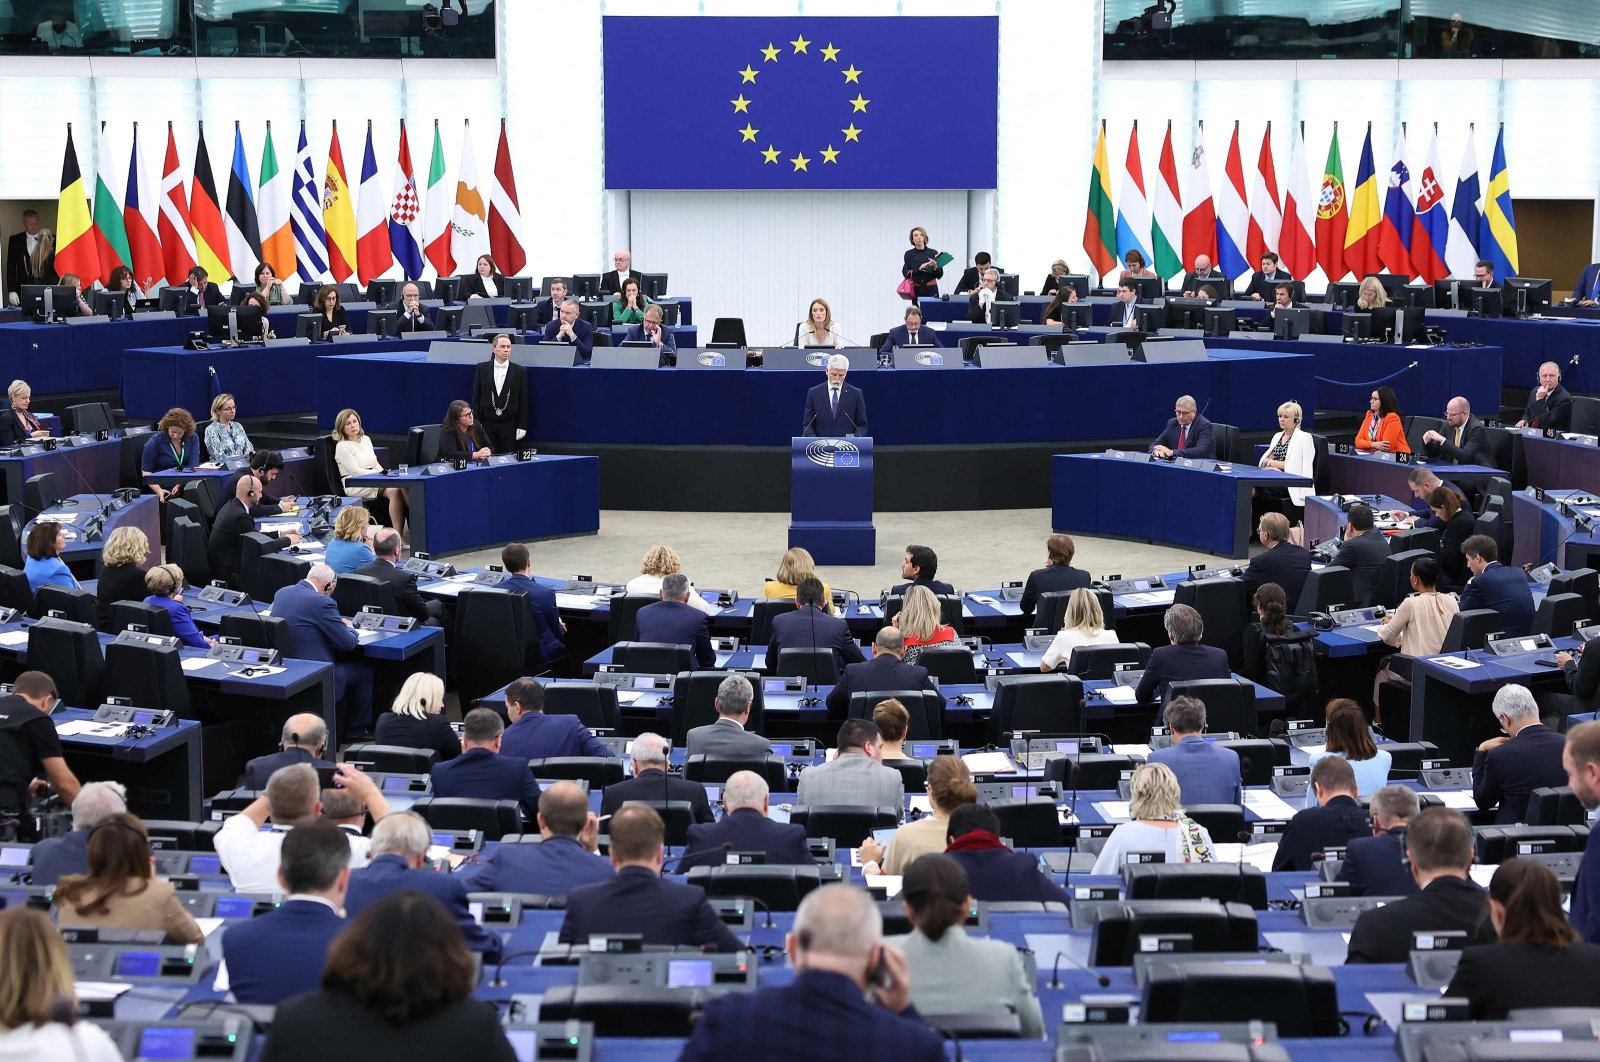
[470, 359, 528, 454]
[1337, 827, 1420, 897]
[1445, 940, 1600, 1019]
[393, 304, 434, 332]
[96, 563, 148, 628]
[674, 807, 812, 872]
[633, 598, 714, 668]
[1242, 542, 1313, 616]
[1472, 722, 1567, 824]
[242, 746, 335, 791]
[767, 605, 864, 671]
[1017, 564, 1091, 620]
[177, 282, 224, 315]
[457, 833, 614, 896]
[460, 272, 504, 299]
[28, 828, 89, 885]
[954, 266, 995, 293]
[499, 711, 611, 762]
[221, 899, 345, 1004]
[502, 572, 564, 664]
[825, 652, 943, 718]
[598, 269, 634, 296]
[803, 381, 869, 437]
[967, 290, 1007, 324]
[1438, 509, 1476, 589]
[429, 746, 542, 821]
[1272, 794, 1370, 872]
[345, 853, 496, 953]
[542, 317, 594, 360]
[5, 230, 54, 298]
[1181, 269, 1226, 295]
[1458, 562, 1535, 637]
[1134, 643, 1231, 705]
[622, 322, 676, 354]
[259, 992, 514, 1062]
[0, 407, 45, 446]
[206, 497, 258, 588]
[1333, 529, 1391, 608]
[436, 424, 489, 463]
[1243, 269, 1292, 302]
[1523, 384, 1573, 430]
[877, 324, 943, 359]
[1150, 414, 1216, 459]
[222, 468, 283, 516]
[372, 712, 459, 764]
[271, 579, 372, 734]
[946, 846, 1070, 903]
[600, 768, 715, 824]
[1552, 647, 1600, 716]
[1423, 415, 1494, 466]
[532, 297, 561, 326]
[1346, 875, 1495, 963]
[891, 577, 955, 597]
[1148, 736, 1242, 806]
[356, 557, 444, 624]
[558, 864, 743, 952]
[1574, 263, 1600, 305]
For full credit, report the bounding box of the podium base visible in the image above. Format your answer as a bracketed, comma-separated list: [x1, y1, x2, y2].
[787, 521, 875, 566]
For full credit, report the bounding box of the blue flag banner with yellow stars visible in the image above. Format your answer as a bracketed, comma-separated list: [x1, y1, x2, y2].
[602, 16, 999, 190]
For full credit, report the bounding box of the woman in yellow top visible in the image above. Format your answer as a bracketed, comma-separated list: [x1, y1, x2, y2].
[763, 546, 833, 613]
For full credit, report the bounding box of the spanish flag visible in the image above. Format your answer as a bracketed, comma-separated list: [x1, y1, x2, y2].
[189, 124, 232, 281]
[322, 121, 358, 283]
[1081, 121, 1117, 280]
[1343, 123, 1382, 281]
[53, 125, 100, 289]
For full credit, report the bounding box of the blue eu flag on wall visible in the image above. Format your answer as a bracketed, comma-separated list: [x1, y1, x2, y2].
[602, 16, 999, 191]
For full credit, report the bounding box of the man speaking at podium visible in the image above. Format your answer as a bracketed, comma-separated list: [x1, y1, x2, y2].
[802, 354, 869, 438]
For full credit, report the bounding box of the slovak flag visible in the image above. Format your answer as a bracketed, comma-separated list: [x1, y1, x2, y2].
[1409, 129, 1449, 284]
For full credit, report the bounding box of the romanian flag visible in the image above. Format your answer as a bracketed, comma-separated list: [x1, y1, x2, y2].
[54, 125, 100, 289]
[1480, 126, 1518, 279]
[189, 125, 232, 282]
[1343, 123, 1382, 281]
[1081, 121, 1117, 280]
[322, 121, 358, 283]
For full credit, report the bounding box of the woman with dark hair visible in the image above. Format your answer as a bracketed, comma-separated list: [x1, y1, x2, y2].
[1355, 386, 1409, 454]
[254, 262, 291, 305]
[140, 406, 202, 501]
[463, 254, 502, 299]
[259, 890, 516, 1059]
[1041, 283, 1082, 326]
[23, 520, 75, 593]
[888, 854, 1044, 1038]
[1241, 582, 1295, 685]
[106, 264, 138, 316]
[610, 276, 649, 325]
[239, 291, 277, 340]
[1305, 699, 1391, 806]
[52, 813, 203, 943]
[0, 907, 124, 1059]
[1432, 485, 1476, 589]
[1445, 858, 1600, 1018]
[314, 285, 349, 337]
[1118, 249, 1156, 280]
[436, 400, 491, 462]
[902, 226, 943, 299]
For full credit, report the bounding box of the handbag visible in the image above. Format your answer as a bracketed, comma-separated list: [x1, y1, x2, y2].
[896, 276, 915, 300]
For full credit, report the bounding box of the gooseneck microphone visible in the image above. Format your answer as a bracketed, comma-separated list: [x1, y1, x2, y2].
[1048, 949, 1110, 989]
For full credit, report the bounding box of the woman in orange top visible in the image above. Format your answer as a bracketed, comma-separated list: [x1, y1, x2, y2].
[1354, 385, 1409, 454]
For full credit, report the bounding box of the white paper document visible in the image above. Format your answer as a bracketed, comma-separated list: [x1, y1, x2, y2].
[180, 658, 218, 672]
[0, 631, 28, 646]
[56, 720, 125, 738]
[1430, 656, 1481, 670]
[962, 751, 1018, 774]
[1431, 790, 1478, 810]
[1111, 743, 1153, 757]
[1241, 790, 1300, 820]
[1093, 801, 1133, 822]
[1100, 687, 1139, 705]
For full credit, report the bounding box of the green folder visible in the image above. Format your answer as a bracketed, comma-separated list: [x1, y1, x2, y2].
[933, 251, 955, 268]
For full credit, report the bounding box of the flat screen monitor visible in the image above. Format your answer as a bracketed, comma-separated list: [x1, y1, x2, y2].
[1341, 312, 1373, 340]
[580, 302, 611, 329]
[1365, 272, 1410, 299]
[1126, 275, 1163, 301]
[1505, 276, 1552, 317]
[506, 303, 539, 332]
[997, 272, 1020, 299]
[1056, 274, 1091, 300]
[570, 273, 602, 299]
[366, 279, 400, 305]
[158, 286, 192, 314]
[1325, 281, 1362, 309]
[1471, 286, 1505, 318]
[1203, 307, 1236, 337]
[91, 289, 133, 319]
[1165, 297, 1210, 330]
[1434, 278, 1475, 309]
[987, 300, 1020, 328]
[20, 284, 79, 319]
[295, 313, 324, 341]
[1271, 307, 1313, 340]
[1057, 303, 1091, 330]
[1395, 307, 1425, 344]
[1401, 283, 1436, 309]
[206, 305, 265, 340]
[637, 272, 668, 299]
[1135, 304, 1166, 332]
[435, 306, 464, 334]
[433, 276, 461, 304]
[366, 309, 398, 337]
[503, 276, 535, 301]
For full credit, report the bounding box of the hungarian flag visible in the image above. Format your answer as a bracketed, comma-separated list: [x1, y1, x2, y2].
[488, 120, 526, 277]
[54, 125, 100, 289]
[257, 122, 295, 282]
[124, 123, 164, 292]
[1081, 121, 1117, 280]
[189, 124, 232, 281]
[322, 121, 358, 283]
[91, 122, 130, 285]
[1343, 123, 1383, 281]
[1314, 125, 1348, 282]
[1150, 121, 1183, 283]
[223, 122, 262, 284]
[355, 121, 393, 285]
[158, 123, 197, 285]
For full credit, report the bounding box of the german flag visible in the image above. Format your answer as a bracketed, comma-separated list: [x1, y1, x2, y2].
[53, 125, 100, 289]
[189, 124, 232, 281]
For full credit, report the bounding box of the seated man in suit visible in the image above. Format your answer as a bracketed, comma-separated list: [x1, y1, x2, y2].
[356, 528, 445, 626]
[219, 821, 351, 1004]
[1458, 535, 1534, 637]
[393, 282, 433, 332]
[272, 564, 374, 739]
[1551, 639, 1600, 718]
[221, 450, 290, 516]
[623, 303, 677, 355]
[825, 626, 944, 720]
[428, 708, 542, 821]
[558, 804, 743, 951]
[966, 268, 1006, 324]
[1516, 361, 1573, 430]
[215, 763, 386, 891]
[542, 297, 595, 361]
[1421, 396, 1494, 466]
[795, 718, 905, 817]
[768, 577, 864, 673]
[685, 673, 771, 761]
[1572, 262, 1600, 307]
[1242, 252, 1292, 302]
[1394, 466, 1467, 530]
[533, 278, 568, 326]
[878, 303, 944, 360]
[179, 266, 223, 314]
[1333, 504, 1390, 608]
[1134, 604, 1231, 705]
[943, 803, 1069, 903]
[1473, 684, 1567, 824]
[459, 781, 613, 895]
[1242, 513, 1313, 615]
[499, 677, 615, 761]
[676, 770, 811, 872]
[29, 780, 124, 886]
[1150, 393, 1215, 460]
[891, 543, 954, 596]
[208, 474, 299, 588]
[802, 353, 869, 437]
[1147, 696, 1241, 806]
[1339, 785, 1421, 897]
[345, 812, 497, 955]
[599, 248, 635, 297]
[679, 882, 945, 1061]
[1017, 533, 1091, 620]
[599, 731, 715, 823]
[1273, 756, 1371, 871]
[500, 542, 565, 667]
[1180, 255, 1225, 297]
[954, 251, 994, 295]
[243, 713, 335, 791]
[1346, 806, 1495, 963]
[633, 572, 714, 668]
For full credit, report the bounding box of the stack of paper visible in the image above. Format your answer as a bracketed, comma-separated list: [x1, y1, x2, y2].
[962, 751, 1018, 774]
[1100, 687, 1139, 705]
[1241, 790, 1300, 819]
[1093, 800, 1133, 821]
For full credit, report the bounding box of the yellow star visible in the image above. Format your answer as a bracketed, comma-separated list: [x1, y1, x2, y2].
[738, 64, 758, 83]
[820, 42, 840, 61]
[842, 64, 862, 83]
[791, 152, 811, 172]
[790, 34, 810, 54]
[849, 93, 870, 113]
[760, 42, 780, 62]
[820, 145, 840, 164]
[842, 123, 862, 142]
[731, 94, 751, 113]
[738, 123, 758, 143]
[761, 144, 781, 164]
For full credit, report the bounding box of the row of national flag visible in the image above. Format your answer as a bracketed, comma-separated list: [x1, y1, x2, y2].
[54, 119, 527, 293]
[1083, 120, 1518, 286]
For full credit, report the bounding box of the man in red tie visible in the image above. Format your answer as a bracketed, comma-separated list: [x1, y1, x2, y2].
[1150, 394, 1216, 460]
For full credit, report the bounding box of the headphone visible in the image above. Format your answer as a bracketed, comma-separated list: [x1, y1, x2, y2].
[148, 563, 184, 595]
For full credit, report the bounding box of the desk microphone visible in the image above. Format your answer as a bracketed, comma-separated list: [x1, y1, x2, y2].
[489, 949, 544, 988]
[1047, 948, 1109, 988]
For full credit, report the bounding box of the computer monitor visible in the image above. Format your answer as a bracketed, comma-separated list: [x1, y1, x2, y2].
[158, 286, 192, 314]
[1505, 276, 1552, 318]
[1165, 297, 1210, 330]
[295, 313, 324, 341]
[570, 273, 602, 299]
[1203, 307, 1236, 337]
[503, 276, 535, 302]
[1470, 286, 1505, 318]
[637, 273, 668, 300]
[433, 276, 462, 304]
[1365, 272, 1410, 299]
[91, 290, 132, 320]
[20, 284, 79, 319]
[435, 306, 465, 334]
[1055, 274, 1092, 300]
[997, 272, 1020, 299]
[206, 305, 265, 341]
[580, 302, 611, 330]
[366, 309, 398, 338]
[1271, 307, 1312, 340]
[366, 279, 401, 305]
[1341, 312, 1374, 341]
[1126, 275, 1163, 301]
[1325, 281, 1362, 309]
[1057, 303, 1091, 330]
[987, 301, 1021, 328]
[1434, 278, 1475, 309]
[1134, 304, 1166, 333]
[507, 304, 539, 332]
[1401, 283, 1436, 309]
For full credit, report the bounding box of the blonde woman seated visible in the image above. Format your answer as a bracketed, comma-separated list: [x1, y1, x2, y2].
[373, 672, 460, 764]
[763, 546, 833, 613]
[1039, 587, 1120, 672]
[0, 907, 125, 1060]
[332, 407, 407, 534]
[52, 813, 204, 944]
[1354, 276, 1390, 310]
[898, 584, 957, 665]
[1091, 762, 1216, 874]
[858, 754, 977, 875]
[624, 544, 716, 616]
[325, 504, 376, 575]
[874, 698, 910, 761]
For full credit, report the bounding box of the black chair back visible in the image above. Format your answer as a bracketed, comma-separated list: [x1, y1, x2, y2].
[1065, 642, 1147, 680]
[343, 744, 438, 774]
[104, 640, 190, 718]
[23, 473, 59, 515]
[1182, 803, 1247, 842]
[1534, 593, 1586, 639]
[1174, 577, 1247, 670]
[607, 593, 659, 644]
[882, 758, 928, 792]
[1034, 587, 1112, 635]
[1044, 753, 1139, 791]
[789, 805, 895, 846]
[111, 600, 174, 636]
[170, 517, 211, 588]
[1373, 549, 1431, 610]
[219, 612, 292, 655]
[1165, 679, 1256, 737]
[1440, 608, 1500, 652]
[916, 645, 976, 684]
[1525, 787, 1586, 826]
[1386, 527, 1439, 555]
[683, 755, 787, 791]
[710, 318, 747, 346]
[847, 689, 942, 741]
[1215, 738, 1283, 786]
[64, 402, 114, 435]
[454, 588, 530, 707]
[1548, 568, 1600, 620]
[1296, 565, 1353, 615]
[990, 798, 1064, 847]
[542, 683, 621, 731]
[257, 553, 311, 603]
[409, 797, 521, 840]
[529, 757, 626, 788]
[27, 617, 102, 709]
[1211, 423, 1240, 463]
[332, 572, 394, 617]
[237, 532, 287, 600]
[1404, 416, 1444, 456]
[31, 584, 96, 626]
[0, 564, 32, 612]
[671, 671, 766, 745]
[773, 648, 839, 685]
[988, 674, 1082, 744]
[619, 799, 694, 846]
[0, 506, 22, 568]
[613, 641, 692, 675]
[749, 599, 798, 646]
[1308, 433, 1331, 494]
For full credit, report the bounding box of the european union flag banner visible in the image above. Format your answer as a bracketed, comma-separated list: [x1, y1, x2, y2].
[603, 17, 998, 190]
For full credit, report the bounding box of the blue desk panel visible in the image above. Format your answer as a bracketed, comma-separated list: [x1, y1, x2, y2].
[0, 435, 124, 505]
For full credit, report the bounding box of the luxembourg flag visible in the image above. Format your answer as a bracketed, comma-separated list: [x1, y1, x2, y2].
[1409, 127, 1450, 284]
[1444, 126, 1482, 278]
[1181, 123, 1217, 269]
[1244, 123, 1281, 266]
[1216, 122, 1251, 280]
[355, 121, 392, 285]
[388, 120, 424, 280]
[1377, 128, 1416, 278]
[1113, 122, 1152, 271]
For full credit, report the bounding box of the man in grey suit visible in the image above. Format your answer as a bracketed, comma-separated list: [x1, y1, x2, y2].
[685, 674, 772, 761]
[795, 718, 904, 817]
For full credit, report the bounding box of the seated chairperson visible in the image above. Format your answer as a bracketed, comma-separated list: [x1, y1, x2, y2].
[1041, 283, 1082, 327]
[1040, 586, 1119, 673]
[878, 303, 943, 359]
[1458, 534, 1535, 636]
[796, 297, 847, 348]
[256, 893, 516, 1062]
[1473, 684, 1567, 825]
[345, 812, 496, 955]
[1019, 533, 1092, 621]
[1354, 385, 1410, 454]
[357, 528, 445, 625]
[499, 677, 613, 761]
[764, 547, 833, 612]
[679, 883, 945, 1062]
[372, 672, 460, 765]
[1150, 393, 1215, 460]
[1373, 555, 1459, 709]
[436, 398, 491, 463]
[1242, 251, 1291, 301]
[1517, 360, 1573, 430]
[22, 521, 77, 593]
[858, 756, 976, 876]
[891, 543, 954, 596]
[943, 803, 1069, 903]
[609, 276, 649, 325]
[0, 670, 81, 819]
[634, 572, 715, 668]
[313, 284, 348, 336]
[1134, 603, 1230, 705]
[1346, 806, 1495, 963]
[892, 853, 1046, 1039]
[1445, 858, 1600, 1019]
[220, 821, 352, 1006]
[1041, 257, 1071, 296]
[625, 543, 717, 616]
[954, 251, 995, 295]
[29, 780, 125, 886]
[428, 708, 542, 822]
[461, 253, 502, 299]
[209, 474, 298, 588]
[501, 541, 566, 665]
[214, 763, 386, 891]
[139, 406, 203, 501]
[179, 266, 223, 313]
[1305, 700, 1391, 806]
[1092, 762, 1216, 873]
[598, 731, 714, 823]
[802, 353, 869, 437]
[52, 812, 203, 944]
[897, 584, 957, 665]
[273, 564, 374, 740]
[393, 282, 432, 332]
[1273, 756, 1371, 872]
[459, 780, 612, 896]
[558, 804, 743, 952]
[1181, 255, 1225, 296]
[794, 718, 905, 818]
[244, 714, 335, 790]
[685, 673, 772, 761]
[471, 333, 528, 455]
[624, 303, 677, 354]
[324, 504, 376, 576]
[532, 278, 568, 326]
[1333, 504, 1389, 607]
[676, 770, 812, 872]
[825, 626, 944, 721]
[1242, 512, 1312, 615]
[542, 297, 594, 360]
[0, 379, 51, 445]
[141, 563, 212, 650]
[333, 407, 408, 535]
[1338, 784, 1421, 898]
[1148, 696, 1242, 805]
[0, 909, 127, 1062]
[966, 267, 1005, 324]
[1421, 396, 1494, 466]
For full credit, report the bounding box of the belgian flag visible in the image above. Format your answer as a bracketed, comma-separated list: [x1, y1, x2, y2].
[54, 124, 100, 290]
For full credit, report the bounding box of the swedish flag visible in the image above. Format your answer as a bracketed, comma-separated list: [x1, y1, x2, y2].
[1479, 126, 1518, 279]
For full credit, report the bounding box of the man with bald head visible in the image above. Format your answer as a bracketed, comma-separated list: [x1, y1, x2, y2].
[272, 563, 373, 739]
[1151, 394, 1215, 460]
[825, 626, 942, 719]
[459, 780, 613, 895]
[676, 770, 812, 872]
[394, 282, 432, 332]
[1181, 255, 1224, 297]
[209, 473, 298, 587]
[1517, 362, 1572, 430]
[244, 713, 334, 789]
[600, 249, 635, 297]
[1422, 396, 1493, 466]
